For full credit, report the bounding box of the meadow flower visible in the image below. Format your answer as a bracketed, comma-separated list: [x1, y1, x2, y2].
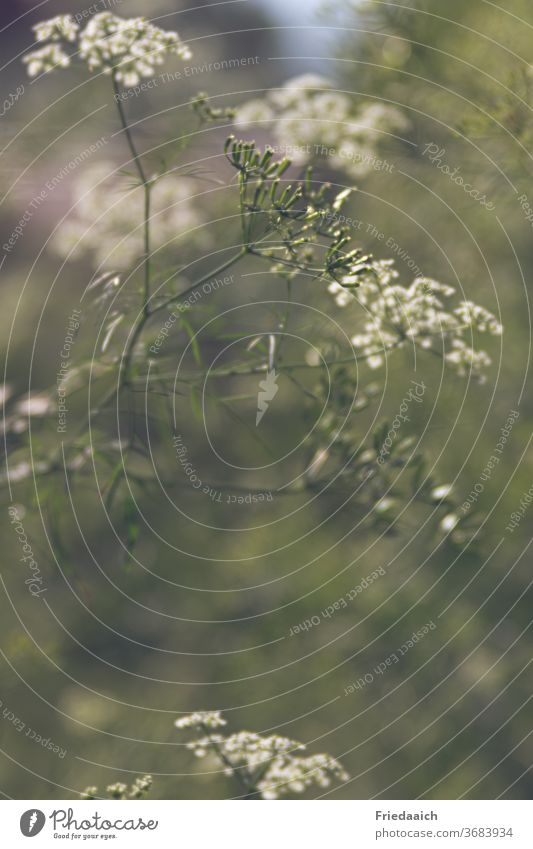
[431, 484, 453, 501]
[268, 73, 332, 109]
[106, 782, 128, 799]
[454, 300, 503, 334]
[23, 13, 190, 84]
[440, 513, 460, 533]
[176, 711, 348, 798]
[334, 261, 500, 379]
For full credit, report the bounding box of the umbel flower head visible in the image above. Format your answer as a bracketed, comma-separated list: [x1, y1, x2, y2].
[23, 12, 191, 85]
[175, 710, 349, 799]
[328, 262, 502, 379]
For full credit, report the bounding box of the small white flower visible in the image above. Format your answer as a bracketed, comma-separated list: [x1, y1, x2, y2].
[35, 15, 79, 43]
[375, 497, 394, 513]
[455, 301, 502, 335]
[440, 513, 459, 533]
[23, 43, 71, 75]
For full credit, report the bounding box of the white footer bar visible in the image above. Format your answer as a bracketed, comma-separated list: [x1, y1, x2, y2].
[3, 799, 531, 848]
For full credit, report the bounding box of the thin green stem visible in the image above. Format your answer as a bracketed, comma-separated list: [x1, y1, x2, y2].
[121, 308, 149, 389]
[275, 278, 292, 367]
[112, 73, 152, 322]
[239, 172, 249, 248]
[153, 342, 404, 383]
[143, 185, 151, 319]
[112, 74, 148, 184]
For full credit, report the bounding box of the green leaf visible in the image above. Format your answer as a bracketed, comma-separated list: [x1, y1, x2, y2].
[181, 316, 202, 366]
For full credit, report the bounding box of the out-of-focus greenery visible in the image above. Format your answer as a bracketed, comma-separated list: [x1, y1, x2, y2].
[1, 0, 531, 801]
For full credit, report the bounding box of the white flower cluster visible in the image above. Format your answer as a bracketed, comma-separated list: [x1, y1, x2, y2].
[34, 15, 79, 43]
[235, 74, 407, 177]
[128, 775, 153, 798]
[52, 162, 205, 268]
[176, 711, 348, 799]
[328, 262, 502, 378]
[23, 13, 190, 85]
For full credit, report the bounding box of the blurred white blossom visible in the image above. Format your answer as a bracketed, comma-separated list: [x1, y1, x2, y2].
[0, 384, 13, 408]
[235, 74, 408, 177]
[52, 162, 205, 268]
[15, 393, 53, 416]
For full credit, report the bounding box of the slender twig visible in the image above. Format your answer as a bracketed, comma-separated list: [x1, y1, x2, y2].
[112, 72, 155, 388]
[151, 249, 247, 316]
[141, 342, 404, 384]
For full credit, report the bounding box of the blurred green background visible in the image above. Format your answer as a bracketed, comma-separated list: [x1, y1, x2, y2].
[1, 0, 532, 800]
